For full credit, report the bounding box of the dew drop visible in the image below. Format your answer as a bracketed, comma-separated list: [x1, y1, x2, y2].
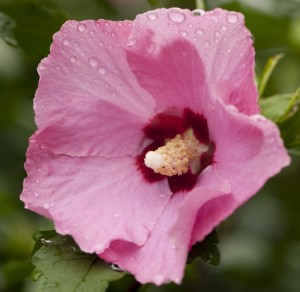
[70, 56, 77, 63]
[41, 238, 52, 245]
[168, 11, 186, 23]
[125, 38, 136, 46]
[154, 274, 164, 284]
[43, 203, 50, 209]
[89, 57, 98, 67]
[95, 244, 105, 253]
[227, 13, 238, 24]
[34, 192, 39, 197]
[192, 9, 206, 16]
[77, 23, 86, 32]
[89, 30, 95, 35]
[214, 30, 221, 38]
[148, 13, 158, 20]
[98, 66, 107, 74]
[180, 30, 188, 37]
[195, 28, 204, 36]
[221, 25, 228, 31]
[110, 31, 116, 37]
[205, 40, 210, 47]
[62, 38, 69, 46]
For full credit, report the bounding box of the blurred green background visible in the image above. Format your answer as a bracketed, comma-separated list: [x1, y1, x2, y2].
[0, 0, 300, 291]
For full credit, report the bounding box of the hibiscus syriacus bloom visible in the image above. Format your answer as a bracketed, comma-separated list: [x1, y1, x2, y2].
[21, 8, 290, 285]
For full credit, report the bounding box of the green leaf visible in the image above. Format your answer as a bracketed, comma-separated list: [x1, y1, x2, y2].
[0, 11, 18, 47]
[195, 0, 206, 10]
[148, 0, 160, 6]
[259, 88, 300, 123]
[31, 230, 125, 292]
[0, 1, 67, 60]
[278, 92, 300, 156]
[258, 53, 284, 98]
[187, 229, 220, 266]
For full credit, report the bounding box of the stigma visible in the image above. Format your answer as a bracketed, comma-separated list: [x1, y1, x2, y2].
[144, 130, 209, 176]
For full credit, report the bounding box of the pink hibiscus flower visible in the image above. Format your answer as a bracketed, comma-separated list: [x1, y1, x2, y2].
[21, 8, 290, 285]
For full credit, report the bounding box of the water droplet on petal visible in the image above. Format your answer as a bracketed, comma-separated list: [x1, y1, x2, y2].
[34, 192, 39, 197]
[221, 25, 228, 31]
[205, 40, 210, 47]
[77, 23, 86, 32]
[168, 11, 186, 23]
[63, 38, 69, 46]
[192, 9, 206, 16]
[180, 30, 188, 37]
[98, 66, 106, 74]
[70, 56, 77, 63]
[214, 30, 221, 38]
[154, 274, 164, 284]
[89, 57, 98, 67]
[196, 28, 204, 36]
[43, 203, 49, 209]
[95, 244, 105, 254]
[125, 38, 136, 46]
[148, 13, 158, 20]
[227, 13, 238, 24]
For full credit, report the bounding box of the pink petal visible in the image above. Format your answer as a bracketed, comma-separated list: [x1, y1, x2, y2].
[126, 37, 207, 113]
[126, 8, 258, 114]
[191, 101, 290, 244]
[34, 19, 155, 157]
[21, 136, 172, 253]
[35, 100, 146, 157]
[210, 102, 290, 200]
[101, 167, 231, 285]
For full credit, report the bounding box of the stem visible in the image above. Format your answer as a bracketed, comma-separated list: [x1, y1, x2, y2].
[195, 0, 206, 10]
[258, 53, 284, 98]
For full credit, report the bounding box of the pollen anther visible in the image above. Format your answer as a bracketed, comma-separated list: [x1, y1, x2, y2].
[144, 131, 208, 176]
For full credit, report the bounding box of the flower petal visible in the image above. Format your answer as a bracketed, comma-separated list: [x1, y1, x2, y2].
[190, 101, 290, 245]
[210, 102, 290, 201]
[126, 8, 258, 114]
[101, 166, 231, 285]
[21, 136, 171, 253]
[35, 100, 146, 157]
[35, 19, 155, 157]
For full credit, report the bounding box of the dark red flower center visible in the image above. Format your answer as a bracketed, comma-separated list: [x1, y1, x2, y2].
[136, 109, 215, 194]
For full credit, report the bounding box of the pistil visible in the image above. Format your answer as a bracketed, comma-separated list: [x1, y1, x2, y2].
[144, 130, 208, 176]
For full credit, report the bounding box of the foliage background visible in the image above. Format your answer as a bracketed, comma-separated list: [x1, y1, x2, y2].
[0, 0, 299, 291]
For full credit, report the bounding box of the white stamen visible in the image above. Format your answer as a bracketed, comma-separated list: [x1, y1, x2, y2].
[144, 151, 164, 170]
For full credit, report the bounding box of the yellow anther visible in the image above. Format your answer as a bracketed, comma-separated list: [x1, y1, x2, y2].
[144, 130, 208, 176]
